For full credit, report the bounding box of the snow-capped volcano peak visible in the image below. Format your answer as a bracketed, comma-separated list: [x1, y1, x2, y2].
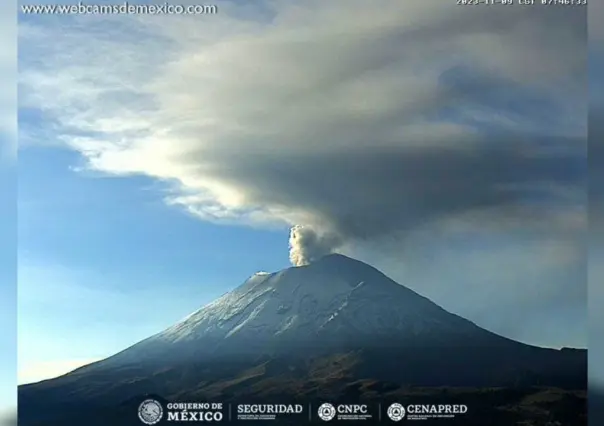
[142, 254, 479, 358]
[25, 253, 587, 409]
[91, 253, 501, 372]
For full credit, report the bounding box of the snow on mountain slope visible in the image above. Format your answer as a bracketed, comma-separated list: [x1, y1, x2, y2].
[20, 253, 587, 408]
[138, 254, 486, 352]
[77, 252, 528, 375]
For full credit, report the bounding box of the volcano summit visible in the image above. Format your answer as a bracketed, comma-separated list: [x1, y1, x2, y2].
[19, 254, 587, 425]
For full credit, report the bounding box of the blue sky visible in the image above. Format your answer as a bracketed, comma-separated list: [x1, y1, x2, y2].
[1, 0, 17, 419]
[18, 145, 290, 383]
[16, 1, 588, 386]
[0, 157, 16, 415]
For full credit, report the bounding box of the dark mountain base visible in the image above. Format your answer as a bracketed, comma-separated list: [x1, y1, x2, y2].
[18, 256, 588, 426]
[19, 348, 587, 426]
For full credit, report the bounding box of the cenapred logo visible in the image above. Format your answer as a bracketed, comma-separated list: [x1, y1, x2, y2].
[138, 399, 164, 425]
[317, 403, 336, 421]
[387, 403, 405, 421]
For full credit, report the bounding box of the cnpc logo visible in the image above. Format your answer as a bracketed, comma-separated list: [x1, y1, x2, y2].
[317, 403, 368, 421]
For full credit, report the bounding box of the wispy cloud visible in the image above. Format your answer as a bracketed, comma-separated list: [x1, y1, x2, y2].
[19, 2, 586, 233]
[0, 0, 16, 162]
[19, 1, 587, 346]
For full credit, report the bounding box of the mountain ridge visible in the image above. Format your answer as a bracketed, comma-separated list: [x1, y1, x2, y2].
[18, 254, 587, 425]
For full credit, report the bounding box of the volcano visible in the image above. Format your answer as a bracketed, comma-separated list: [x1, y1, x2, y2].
[18, 254, 587, 425]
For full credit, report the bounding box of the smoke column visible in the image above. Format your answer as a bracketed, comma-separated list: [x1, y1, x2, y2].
[288, 225, 343, 266]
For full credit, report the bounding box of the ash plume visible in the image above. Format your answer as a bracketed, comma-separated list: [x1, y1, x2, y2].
[19, 3, 586, 254]
[289, 225, 343, 266]
[18, 1, 587, 345]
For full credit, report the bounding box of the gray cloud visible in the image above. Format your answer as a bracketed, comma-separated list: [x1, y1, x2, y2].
[19, 1, 587, 346]
[200, 136, 584, 247]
